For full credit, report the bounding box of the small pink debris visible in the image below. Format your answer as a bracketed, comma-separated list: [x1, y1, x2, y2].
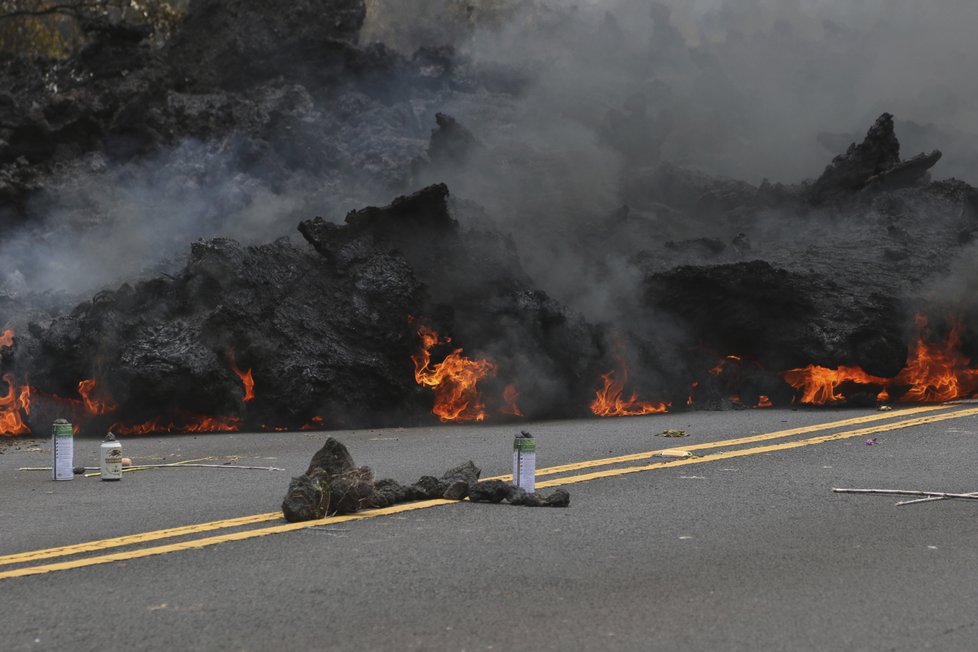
[864, 438, 878, 446]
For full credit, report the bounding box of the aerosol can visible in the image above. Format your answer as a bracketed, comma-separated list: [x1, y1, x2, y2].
[512, 431, 536, 492]
[51, 419, 74, 481]
[99, 432, 123, 481]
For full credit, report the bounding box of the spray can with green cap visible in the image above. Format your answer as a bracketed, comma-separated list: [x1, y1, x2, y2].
[51, 419, 74, 481]
[512, 431, 536, 492]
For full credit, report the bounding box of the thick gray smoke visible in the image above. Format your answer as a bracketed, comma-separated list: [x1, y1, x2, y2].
[5, 0, 978, 312]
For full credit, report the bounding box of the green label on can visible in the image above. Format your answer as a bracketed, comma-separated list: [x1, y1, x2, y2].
[52, 421, 73, 438]
[513, 438, 536, 453]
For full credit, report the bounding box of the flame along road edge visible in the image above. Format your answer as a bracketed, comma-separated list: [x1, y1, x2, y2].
[0, 403, 971, 580]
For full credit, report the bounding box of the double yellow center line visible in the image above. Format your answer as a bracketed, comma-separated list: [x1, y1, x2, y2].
[0, 404, 971, 580]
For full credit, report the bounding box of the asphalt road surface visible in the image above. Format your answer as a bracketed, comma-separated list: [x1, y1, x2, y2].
[2, 404, 978, 651]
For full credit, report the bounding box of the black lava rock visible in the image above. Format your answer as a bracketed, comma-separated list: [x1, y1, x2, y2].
[282, 470, 330, 522]
[468, 479, 512, 503]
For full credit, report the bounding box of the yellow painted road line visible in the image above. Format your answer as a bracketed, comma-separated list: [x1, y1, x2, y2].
[0, 405, 953, 568]
[0, 500, 455, 580]
[3, 406, 975, 581]
[0, 512, 282, 567]
[487, 404, 949, 481]
[535, 406, 978, 488]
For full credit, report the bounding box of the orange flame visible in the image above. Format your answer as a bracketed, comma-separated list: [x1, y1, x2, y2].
[782, 364, 888, 404]
[756, 395, 773, 408]
[110, 415, 240, 435]
[232, 365, 255, 402]
[78, 378, 118, 415]
[894, 315, 978, 402]
[590, 358, 669, 417]
[500, 383, 523, 416]
[783, 315, 978, 405]
[0, 373, 31, 435]
[0, 329, 13, 348]
[412, 325, 496, 422]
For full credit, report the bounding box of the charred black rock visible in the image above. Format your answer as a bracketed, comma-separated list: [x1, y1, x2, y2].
[284, 438, 569, 521]
[327, 466, 379, 515]
[411, 475, 448, 500]
[442, 481, 470, 501]
[810, 113, 942, 203]
[506, 486, 570, 508]
[468, 479, 512, 503]
[441, 460, 481, 486]
[373, 478, 414, 507]
[306, 437, 356, 478]
[282, 470, 330, 522]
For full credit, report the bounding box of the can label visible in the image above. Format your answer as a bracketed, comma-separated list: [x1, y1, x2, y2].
[51, 420, 74, 481]
[513, 437, 536, 492]
[100, 443, 123, 480]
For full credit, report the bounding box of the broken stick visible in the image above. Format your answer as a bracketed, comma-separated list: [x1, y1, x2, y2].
[833, 488, 978, 501]
[896, 491, 978, 507]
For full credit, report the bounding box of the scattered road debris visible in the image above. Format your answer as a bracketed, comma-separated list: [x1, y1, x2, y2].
[878, 405, 893, 411]
[659, 429, 689, 437]
[896, 491, 978, 506]
[282, 437, 570, 522]
[833, 487, 978, 503]
[864, 437, 879, 445]
[656, 449, 693, 458]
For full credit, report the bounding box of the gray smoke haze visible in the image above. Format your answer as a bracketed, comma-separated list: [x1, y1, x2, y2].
[5, 0, 978, 315]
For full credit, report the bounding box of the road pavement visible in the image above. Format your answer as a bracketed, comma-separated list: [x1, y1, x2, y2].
[2, 405, 978, 651]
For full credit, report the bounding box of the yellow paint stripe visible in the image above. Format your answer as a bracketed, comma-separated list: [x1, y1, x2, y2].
[0, 512, 282, 567]
[486, 404, 949, 481]
[2, 406, 974, 581]
[535, 406, 978, 488]
[0, 500, 454, 580]
[0, 404, 951, 567]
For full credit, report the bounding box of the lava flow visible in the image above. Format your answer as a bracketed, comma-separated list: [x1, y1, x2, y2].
[110, 415, 241, 435]
[591, 356, 669, 417]
[412, 325, 496, 422]
[784, 315, 978, 404]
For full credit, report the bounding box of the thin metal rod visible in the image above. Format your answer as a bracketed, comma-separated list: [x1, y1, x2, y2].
[833, 488, 978, 500]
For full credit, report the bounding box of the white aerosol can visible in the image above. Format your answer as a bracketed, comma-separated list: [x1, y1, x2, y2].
[99, 432, 123, 481]
[51, 419, 74, 481]
[512, 431, 536, 492]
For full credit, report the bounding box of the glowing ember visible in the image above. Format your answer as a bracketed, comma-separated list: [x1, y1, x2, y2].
[0, 373, 31, 435]
[300, 416, 325, 431]
[110, 415, 240, 435]
[0, 329, 13, 348]
[590, 359, 669, 417]
[756, 395, 773, 408]
[500, 383, 523, 417]
[710, 355, 741, 375]
[78, 378, 118, 416]
[412, 325, 496, 422]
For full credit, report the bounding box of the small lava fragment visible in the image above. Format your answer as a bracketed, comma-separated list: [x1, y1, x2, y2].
[659, 429, 689, 437]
